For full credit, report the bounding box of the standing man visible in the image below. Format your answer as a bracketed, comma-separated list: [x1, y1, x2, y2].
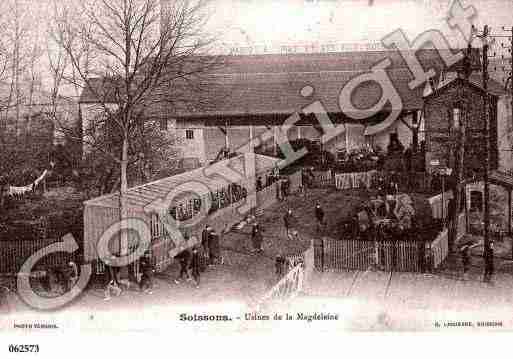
[279, 178, 286, 201]
[251, 222, 263, 253]
[139, 251, 155, 294]
[460, 245, 470, 280]
[191, 246, 201, 289]
[209, 229, 220, 266]
[283, 209, 293, 239]
[256, 176, 263, 192]
[174, 249, 192, 284]
[484, 242, 494, 283]
[315, 203, 325, 232]
[201, 225, 211, 266]
[283, 178, 290, 198]
[275, 253, 287, 279]
[299, 169, 306, 197]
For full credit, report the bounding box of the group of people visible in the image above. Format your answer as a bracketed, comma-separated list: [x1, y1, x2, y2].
[336, 145, 380, 173]
[103, 251, 155, 300]
[282, 204, 325, 240]
[173, 225, 222, 288]
[336, 193, 416, 243]
[174, 246, 203, 289]
[102, 227, 223, 299]
[256, 167, 283, 193]
[255, 172, 292, 202]
[180, 224, 222, 287]
[40, 261, 79, 295]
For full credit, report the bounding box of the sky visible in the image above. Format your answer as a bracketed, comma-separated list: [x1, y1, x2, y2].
[194, 0, 513, 54]
[5, 0, 512, 93]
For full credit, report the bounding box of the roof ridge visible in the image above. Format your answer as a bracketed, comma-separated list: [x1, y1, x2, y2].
[208, 68, 415, 77]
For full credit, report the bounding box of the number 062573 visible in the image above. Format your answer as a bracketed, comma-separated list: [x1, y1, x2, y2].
[8, 345, 39, 353]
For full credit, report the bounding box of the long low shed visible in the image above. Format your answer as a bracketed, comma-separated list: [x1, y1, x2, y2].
[83, 153, 281, 273]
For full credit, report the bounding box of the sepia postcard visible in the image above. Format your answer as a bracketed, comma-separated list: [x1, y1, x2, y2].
[1, 0, 513, 355]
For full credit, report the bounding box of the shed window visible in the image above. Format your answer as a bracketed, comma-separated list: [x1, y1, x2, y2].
[150, 213, 169, 242]
[159, 118, 168, 131]
[185, 129, 194, 139]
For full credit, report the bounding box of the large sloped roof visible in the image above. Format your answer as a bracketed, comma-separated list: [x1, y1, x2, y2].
[79, 48, 494, 119]
[84, 153, 280, 210]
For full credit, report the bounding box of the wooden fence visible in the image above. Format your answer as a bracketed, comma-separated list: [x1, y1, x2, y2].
[315, 237, 427, 273]
[0, 237, 78, 275]
[283, 239, 314, 283]
[334, 170, 377, 190]
[315, 212, 466, 273]
[430, 229, 448, 269]
[429, 212, 466, 269]
[313, 170, 334, 187]
[331, 170, 448, 195]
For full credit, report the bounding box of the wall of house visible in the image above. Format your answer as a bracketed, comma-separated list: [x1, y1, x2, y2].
[175, 119, 207, 165]
[497, 95, 513, 172]
[424, 82, 498, 173]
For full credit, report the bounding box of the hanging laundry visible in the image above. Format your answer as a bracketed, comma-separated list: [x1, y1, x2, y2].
[33, 170, 48, 188]
[8, 185, 33, 197]
[5, 169, 50, 198]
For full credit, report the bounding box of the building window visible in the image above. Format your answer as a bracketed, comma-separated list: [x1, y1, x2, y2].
[452, 107, 461, 130]
[185, 129, 194, 140]
[470, 190, 483, 211]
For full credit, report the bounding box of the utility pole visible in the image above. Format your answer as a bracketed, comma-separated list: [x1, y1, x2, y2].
[473, 24, 494, 282]
[483, 37, 492, 282]
[448, 44, 472, 252]
[449, 102, 466, 252]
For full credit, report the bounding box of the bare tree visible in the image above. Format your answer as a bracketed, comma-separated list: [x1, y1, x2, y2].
[0, 0, 46, 176]
[49, 0, 219, 264]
